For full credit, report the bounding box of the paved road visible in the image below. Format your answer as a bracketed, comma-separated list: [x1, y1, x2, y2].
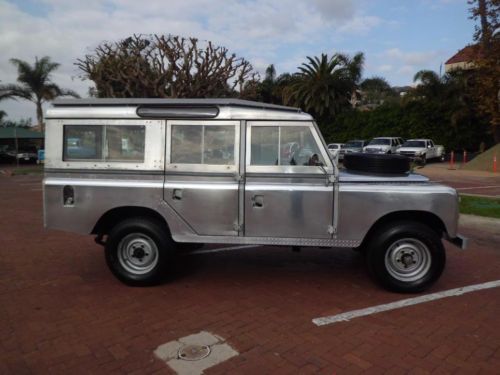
[418, 163, 500, 198]
[1, 174, 499, 374]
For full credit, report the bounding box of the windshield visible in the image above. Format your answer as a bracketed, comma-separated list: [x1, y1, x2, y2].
[328, 144, 339, 149]
[345, 141, 363, 148]
[403, 141, 426, 148]
[369, 139, 390, 146]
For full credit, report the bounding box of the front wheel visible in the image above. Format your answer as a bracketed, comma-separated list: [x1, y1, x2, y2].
[105, 217, 174, 286]
[366, 221, 445, 293]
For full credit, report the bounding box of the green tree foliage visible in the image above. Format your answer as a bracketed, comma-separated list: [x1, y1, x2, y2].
[76, 34, 258, 99]
[321, 67, 492, 151]
[0, 117, 32, 128]
[360, 76, 398, 107]
[0, 57, 79, 132]
[247, 64, 295, 104]
[283, 52, 364, 120]
[468, 0, 500, 142]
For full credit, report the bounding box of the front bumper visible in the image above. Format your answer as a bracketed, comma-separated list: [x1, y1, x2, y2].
[445, 234, 468, 250]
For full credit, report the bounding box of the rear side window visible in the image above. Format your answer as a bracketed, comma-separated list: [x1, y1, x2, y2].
[64, 125, 103, 160]
[171, 125, 235, 165]
[63, 125, 145, 162]
[106, 126, 145, 161]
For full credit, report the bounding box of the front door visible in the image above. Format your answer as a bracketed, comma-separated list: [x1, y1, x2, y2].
[163, 120, 240, 236]
[244, 122, 334, 239]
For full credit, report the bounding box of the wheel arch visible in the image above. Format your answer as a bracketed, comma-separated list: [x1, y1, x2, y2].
[359, 210, 446, 249]
[92, 206, 169, 236]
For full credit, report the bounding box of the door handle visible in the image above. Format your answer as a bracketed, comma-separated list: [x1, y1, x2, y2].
[172, 189, 183, 200]
[252, 195, 264, 208]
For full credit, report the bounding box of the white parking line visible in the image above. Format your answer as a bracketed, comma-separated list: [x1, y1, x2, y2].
[312, 279, 500, 326]
[188, 245, 260, 255]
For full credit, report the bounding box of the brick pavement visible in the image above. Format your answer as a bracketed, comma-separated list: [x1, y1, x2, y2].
[1, 174, 499, 374]
[418, 163, 500, 197]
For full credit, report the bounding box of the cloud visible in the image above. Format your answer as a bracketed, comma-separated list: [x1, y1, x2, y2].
[338, 15, 383, 34]
[1, 0, 388, 121]
[383, 48, 441, 66]
[377, 64, 393, 72]
[310, 0, 356, 21]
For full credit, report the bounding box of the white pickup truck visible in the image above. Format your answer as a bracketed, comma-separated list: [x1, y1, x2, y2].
[397, 139, 445, 164]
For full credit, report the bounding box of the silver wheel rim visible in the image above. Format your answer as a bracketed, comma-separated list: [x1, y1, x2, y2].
[384, 238, 431, 282]
[117, 233, 159, 275]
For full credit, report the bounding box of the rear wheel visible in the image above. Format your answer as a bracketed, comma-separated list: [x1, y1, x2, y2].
[105, 217, 174, 286]
[366, 221, 445, 293]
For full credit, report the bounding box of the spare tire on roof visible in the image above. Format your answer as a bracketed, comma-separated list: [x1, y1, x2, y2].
[343, 153, 411, 174]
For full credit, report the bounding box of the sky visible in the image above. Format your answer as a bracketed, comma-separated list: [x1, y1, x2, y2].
[0, 0, 477, 123]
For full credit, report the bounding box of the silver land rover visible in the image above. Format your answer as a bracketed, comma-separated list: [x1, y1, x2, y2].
[43, 99, 466, 292]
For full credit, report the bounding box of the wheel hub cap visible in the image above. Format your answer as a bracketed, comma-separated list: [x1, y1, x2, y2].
[385, 238, 431, 282]
[118, 234, 159, 275]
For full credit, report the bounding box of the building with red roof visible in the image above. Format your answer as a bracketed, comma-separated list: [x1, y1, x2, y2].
[444, 45, 479, 73]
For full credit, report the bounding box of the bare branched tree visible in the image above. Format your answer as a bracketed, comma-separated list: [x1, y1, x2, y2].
[76, 34, 258, 98]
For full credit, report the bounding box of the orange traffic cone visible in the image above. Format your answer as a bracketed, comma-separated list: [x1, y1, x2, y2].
[449, 151, 455, 170]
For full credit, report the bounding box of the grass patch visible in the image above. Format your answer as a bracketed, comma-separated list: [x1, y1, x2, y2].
[460, 195, 500, 219]
[8, 165, 44, 175]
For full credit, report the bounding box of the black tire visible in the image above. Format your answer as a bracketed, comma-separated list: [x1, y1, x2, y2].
[105, 217, 174, 286]
[366, 221, 445, 293]
[344, 153, 411, 174]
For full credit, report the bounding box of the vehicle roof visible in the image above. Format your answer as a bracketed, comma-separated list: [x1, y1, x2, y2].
[48, 98, 313, 121]
[406, 138, 430, 141]
[372, 137, 401, 139]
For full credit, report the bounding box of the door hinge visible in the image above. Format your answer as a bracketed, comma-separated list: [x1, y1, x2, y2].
[233, 222, 243, 232]
[327, 225, 336, 235]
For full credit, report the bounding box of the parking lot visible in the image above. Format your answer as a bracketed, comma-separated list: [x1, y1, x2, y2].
[1, 169, 500, 374]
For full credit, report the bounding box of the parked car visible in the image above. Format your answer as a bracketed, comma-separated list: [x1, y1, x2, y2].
[327, 143, 344, 160]
[396, 139, 445, 164]
[343, 140, 368, 156]
[43, 98, 466, 293]
[0, 145, 15, 163]
[363, 137, 404, 154]
[4, 147, 38, 163]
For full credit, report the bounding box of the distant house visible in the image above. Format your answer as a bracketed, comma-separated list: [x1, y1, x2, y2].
[444, 45, 478, 73]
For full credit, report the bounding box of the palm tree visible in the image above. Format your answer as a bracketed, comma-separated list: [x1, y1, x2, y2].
[284, 52, 364, 118]
[412, 70, 446, 99]
[0, 110, 6, 124]
[0, 56, 79, 132]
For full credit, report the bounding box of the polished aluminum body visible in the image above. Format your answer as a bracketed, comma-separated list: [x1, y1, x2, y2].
[44, 99, 462, 249]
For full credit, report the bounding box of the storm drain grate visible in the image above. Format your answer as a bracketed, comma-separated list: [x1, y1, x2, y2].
[178, 344, 211, 361]
[154, 331, 238, 374]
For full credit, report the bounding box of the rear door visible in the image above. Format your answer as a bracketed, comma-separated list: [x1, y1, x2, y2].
[163, 120, 240, 236]
[244, 122, 334, 239]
